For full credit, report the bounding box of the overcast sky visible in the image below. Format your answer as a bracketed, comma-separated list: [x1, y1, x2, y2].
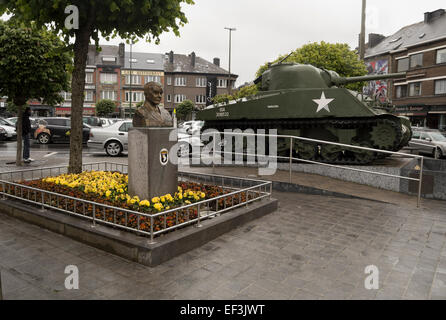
[108, 0, 444, 86]
[3, 0, 445, 85]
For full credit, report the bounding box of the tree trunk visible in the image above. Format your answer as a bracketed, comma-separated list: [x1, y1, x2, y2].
[68, 29, 91, 174]
[14, 99, 25, 166]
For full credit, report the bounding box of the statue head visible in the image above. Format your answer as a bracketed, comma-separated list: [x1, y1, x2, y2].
[144, 82, 163, 107]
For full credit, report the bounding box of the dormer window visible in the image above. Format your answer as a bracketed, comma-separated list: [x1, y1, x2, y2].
[129, 58, 137, 63]
[146, 59, 155, 64]
[102, 56, 116, 62]
[418, 33, 426, 39]
[389, 37, 402, 44]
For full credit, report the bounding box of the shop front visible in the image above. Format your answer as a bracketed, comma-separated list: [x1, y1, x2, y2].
[55, 106, 96, 117]
[393, 105, 446, 130]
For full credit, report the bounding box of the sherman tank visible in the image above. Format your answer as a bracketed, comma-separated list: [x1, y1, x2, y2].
[197, 63, 412, 164]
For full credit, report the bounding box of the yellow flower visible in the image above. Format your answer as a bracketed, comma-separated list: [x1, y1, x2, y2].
[185, 200, 191, 204]
[178, 193, 183, 200]
[153, 203, 164, 211]
[160, 196, 166, 203]
[140, 200, 150, 207]
[200, 192, 205, 198]
[152, 197, 160, 203]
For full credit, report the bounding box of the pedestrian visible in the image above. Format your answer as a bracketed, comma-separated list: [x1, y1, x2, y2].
[22, 107, 33, 163]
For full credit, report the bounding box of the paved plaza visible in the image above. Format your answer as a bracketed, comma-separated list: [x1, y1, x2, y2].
[1, 189, 446, 300]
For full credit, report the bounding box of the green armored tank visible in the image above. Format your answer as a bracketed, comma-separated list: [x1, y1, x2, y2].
[197, 63, 412, 164]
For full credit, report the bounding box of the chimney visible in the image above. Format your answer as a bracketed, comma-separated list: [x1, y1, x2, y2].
[169, 50, 174, 64]
[118, 43, 125, 67]
[424, 9, 445, 23]
[368, 33, 386, 48]
[213, 57, 220, 67]
[118, 43, 125, 57]
[191, 52, 196, 67]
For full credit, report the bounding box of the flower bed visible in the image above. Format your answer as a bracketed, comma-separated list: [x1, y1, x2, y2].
[0, 171, 257, 235]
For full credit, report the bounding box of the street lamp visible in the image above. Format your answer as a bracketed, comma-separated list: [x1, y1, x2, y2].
[224, 27, 236, 94]
[129, 40, 133, 117]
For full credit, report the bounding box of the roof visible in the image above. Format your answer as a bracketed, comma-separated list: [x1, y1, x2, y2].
[365, 10, 446, 58]
[87, 45, 121, 65]
[164, 53, 237, 77]
[123, 52, 164, 71]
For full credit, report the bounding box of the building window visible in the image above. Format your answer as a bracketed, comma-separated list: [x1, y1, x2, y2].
[435, 79, 446, 95]
[62, 92, 71, 101]
[217, 79, 227, 88]
[125, 75, 141, 85]
[437, 48, 446, 64]
[85, 91, 94, 102]
[175, 77, 186, 86]
[167, 77, 172, 85]
[101, 90, 117, 100]
[144, 75, 161, 84]
[167, 94, 171, 102]
[196, 77, 206, 87]
[125, 91, 144, 102]
[410, 53, 423, 69]
[175, 94, 186, 103]
[100, 73, 117, 84]
[395, 85, 408, 98]
[397, 58, 409, 72]
[85, 73, 93, 84]
[102, 56, 116, 62]
[409, 82, 421, 96]
[195, 95, 206, 104]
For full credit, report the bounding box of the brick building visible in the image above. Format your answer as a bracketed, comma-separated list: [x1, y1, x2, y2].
[163, 51, 238, 113]
[365, 9, 446, 130]
[120, 48, 164, 118]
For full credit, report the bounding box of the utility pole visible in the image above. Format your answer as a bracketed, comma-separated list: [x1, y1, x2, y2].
[129, 40, 133, 118]
[359, 0, 367, 60]
[224, 27, 236, 95]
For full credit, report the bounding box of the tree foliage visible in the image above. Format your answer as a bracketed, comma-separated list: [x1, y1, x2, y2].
[95, 99, 116, 116]
[0, 0, 194, 173]
[176, 99, 195, 121]
[212, 84, 258, 105]
[0, 20, 71, 165]
[256, 41, 368, 91]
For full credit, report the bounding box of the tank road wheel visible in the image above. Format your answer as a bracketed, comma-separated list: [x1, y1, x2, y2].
[295, 142, 317, 161]
[370, 119, 401, 151]
[320, 144, 343, 163]
[346, 142, 377, 164]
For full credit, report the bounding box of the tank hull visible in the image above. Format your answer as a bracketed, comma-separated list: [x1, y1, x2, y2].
[198, 88, 412, 164]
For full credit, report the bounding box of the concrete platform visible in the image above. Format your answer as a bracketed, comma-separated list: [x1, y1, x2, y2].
[0, 196, 278, 267]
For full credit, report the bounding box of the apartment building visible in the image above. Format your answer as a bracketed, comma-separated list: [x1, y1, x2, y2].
[365, 9, 446, 130]
[163, 51, 238, 113]
[121, 50, 164, 118]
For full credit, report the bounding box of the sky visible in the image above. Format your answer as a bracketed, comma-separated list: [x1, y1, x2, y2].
[2, 0, 445, 85]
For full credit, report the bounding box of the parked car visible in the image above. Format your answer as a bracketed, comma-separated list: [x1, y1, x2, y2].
[0, 117, 17, 140]
[408, 128, 446, 159]
[83, 116, 103, 127]
[87, 120, 132, 156]
[7, 117, 36, 126]
[98, 118, 113, 127]
[33, 117, 90, 144]
[88, 120, 203, 157]
[0, 127, 7, 141]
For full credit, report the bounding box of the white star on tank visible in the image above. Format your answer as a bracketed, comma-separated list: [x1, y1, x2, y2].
[313, 92, 334, 113]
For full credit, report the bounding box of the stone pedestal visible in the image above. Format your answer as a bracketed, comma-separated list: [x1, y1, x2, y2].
[128, 127, 178, 201]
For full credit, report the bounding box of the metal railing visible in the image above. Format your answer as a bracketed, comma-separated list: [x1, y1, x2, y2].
[195, 131, 424, 208]
[0, 162, 272, 243]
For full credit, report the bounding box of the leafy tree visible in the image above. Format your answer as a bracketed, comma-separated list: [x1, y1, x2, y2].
[0, 0, 194, 173]
[176, 99, 195, 121]
[95, 99, 116, 117]
[0, 21, 71, 165]
[256, 42, 368, 91]
[212, 84, 258, 105]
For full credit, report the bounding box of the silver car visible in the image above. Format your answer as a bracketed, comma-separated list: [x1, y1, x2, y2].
[88, 120, 203, 157]
[87, 120, 131, 156]
[409, 129, 446, 159]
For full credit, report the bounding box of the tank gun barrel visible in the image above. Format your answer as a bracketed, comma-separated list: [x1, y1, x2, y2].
[333, 72, 406, 86]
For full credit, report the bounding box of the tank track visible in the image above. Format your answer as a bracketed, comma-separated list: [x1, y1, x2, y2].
[201, 116, 403, 165]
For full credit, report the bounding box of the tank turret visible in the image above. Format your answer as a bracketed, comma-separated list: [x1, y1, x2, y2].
[256, 63, 406, 91]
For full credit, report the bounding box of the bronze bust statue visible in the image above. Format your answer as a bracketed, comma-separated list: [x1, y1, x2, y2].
[132, 82, 173, 127]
